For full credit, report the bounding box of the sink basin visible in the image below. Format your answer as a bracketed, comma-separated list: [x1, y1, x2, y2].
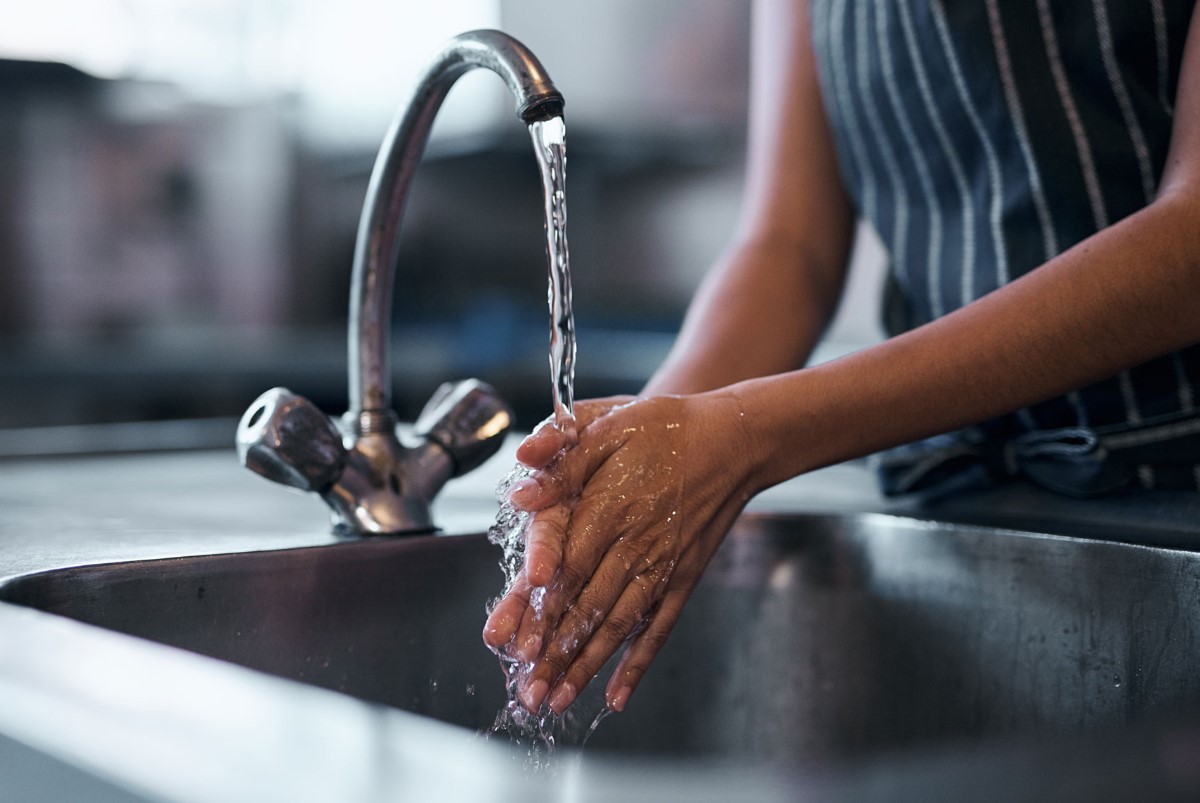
[4, 512, 1200, 767]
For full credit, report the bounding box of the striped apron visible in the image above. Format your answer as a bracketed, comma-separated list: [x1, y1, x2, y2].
[809, 0, 1200, 495]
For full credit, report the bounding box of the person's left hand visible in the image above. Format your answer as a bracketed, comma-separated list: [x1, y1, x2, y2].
[482, 390, 759, 715]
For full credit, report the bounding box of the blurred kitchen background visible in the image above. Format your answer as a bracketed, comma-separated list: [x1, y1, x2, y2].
[0, 0, 883, 452]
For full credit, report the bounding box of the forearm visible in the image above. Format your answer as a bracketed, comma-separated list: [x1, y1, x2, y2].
[644, 233, 848, 396]
[647, 0, 855, 397]
[733, 189, 1200, 492]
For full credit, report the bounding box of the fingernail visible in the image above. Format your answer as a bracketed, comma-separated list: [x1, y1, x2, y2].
[485, 608, 513, 631]
[547, 682, 577, 714]
[521, 679, 549, 712]
[608, 685, 632, 713]
[507, 478, 539, 505]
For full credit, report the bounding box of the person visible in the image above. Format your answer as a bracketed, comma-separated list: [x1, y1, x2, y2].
[483, 0, 1200, 717]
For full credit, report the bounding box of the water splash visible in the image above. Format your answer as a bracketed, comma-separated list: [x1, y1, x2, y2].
[484, 466, 603, 772]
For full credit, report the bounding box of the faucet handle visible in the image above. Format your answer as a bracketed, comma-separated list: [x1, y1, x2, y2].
[413, 379, 514, 476]
[237, 388, 347, 492]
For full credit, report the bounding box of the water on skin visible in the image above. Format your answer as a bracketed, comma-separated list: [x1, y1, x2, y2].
[480, 115, 607, 770]
[484, 466, 609, 771]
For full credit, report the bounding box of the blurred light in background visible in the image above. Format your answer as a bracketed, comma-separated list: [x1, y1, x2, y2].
[0, 0, 504, 149]
[0, 1, 885, 444]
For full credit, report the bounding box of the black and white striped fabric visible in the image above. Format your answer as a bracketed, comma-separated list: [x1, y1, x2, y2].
[809, 0, 1200, 493]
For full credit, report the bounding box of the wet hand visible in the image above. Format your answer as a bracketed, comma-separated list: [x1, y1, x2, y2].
[483, 391, 757, 716]
[481, 396, 632, 653]
[511, 396, 634, 470]
[510, 396, 633, 587]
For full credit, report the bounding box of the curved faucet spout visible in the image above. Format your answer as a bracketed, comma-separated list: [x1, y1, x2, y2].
[238, 30, 558, 535]
[348, 29, 565, 433]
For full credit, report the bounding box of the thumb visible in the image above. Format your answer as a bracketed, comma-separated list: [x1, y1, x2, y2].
[508, 424, 619, 511]
[516, 396, 635, 469]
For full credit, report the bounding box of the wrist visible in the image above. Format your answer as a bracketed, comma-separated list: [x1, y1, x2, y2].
[688, 382, 802, 500]
[720, 365, 860, 493]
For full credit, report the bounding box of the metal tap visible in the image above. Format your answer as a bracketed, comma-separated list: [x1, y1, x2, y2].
[236, 30, 565, 535]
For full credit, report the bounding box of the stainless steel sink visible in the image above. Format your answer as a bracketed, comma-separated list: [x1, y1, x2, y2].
[4, 512, 1200, 768]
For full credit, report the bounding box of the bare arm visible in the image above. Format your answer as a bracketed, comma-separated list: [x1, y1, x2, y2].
[739, 3, 1200, 490]
[490, 1, 1200, 718]
[645, 0, 855, 395]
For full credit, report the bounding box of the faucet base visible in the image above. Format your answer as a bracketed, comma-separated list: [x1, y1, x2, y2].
[239, 28, 551, 536]
[238, 380, 511, 537]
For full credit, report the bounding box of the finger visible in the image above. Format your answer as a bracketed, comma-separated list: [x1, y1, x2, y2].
[516, 396, 631, 469]
[481, 576, 533, 650]
[488, 511, 608, 663]
[509, 574, 575, 663]
[510, 530, 618, 673]
[506, 460, 580, 512]
[510, 590, 545, 663]
[510, 473, 650, 630]
[542, 483, 635, 603]
[596, 511, 741, 712]
[510, 503, 638, 699]
[516, 578, 622, 711]
[524, 504, 569, 588]
[572, 396, 636, 433]
[604, 588, 690, 712]
[520, 544, 663, 713]
[511, 580, 567, 709]
[516, 419, 571, 469]
[542, 567, 670, 714]
[507, 436, 618, 512]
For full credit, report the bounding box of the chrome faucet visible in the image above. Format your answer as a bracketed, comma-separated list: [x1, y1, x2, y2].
[236, 30, 565, 536]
